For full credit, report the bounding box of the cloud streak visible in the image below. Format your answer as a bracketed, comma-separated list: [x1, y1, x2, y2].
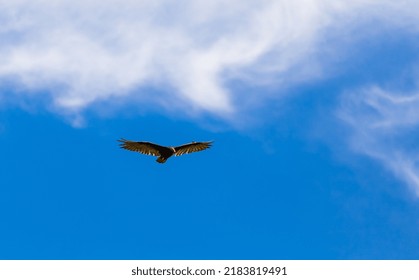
[339, 87, 419, 197]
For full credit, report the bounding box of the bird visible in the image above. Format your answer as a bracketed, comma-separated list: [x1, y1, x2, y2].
[118, 138, 213, 163]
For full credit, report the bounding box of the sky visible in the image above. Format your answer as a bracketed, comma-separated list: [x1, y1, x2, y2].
[1, 0, 419, 259]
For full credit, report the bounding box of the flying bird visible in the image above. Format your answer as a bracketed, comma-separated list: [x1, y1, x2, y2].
[118, 138, 213, 163]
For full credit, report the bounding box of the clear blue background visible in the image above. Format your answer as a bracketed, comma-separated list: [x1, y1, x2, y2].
[1, 4, 419, 260]
[2, 73, 419, 260]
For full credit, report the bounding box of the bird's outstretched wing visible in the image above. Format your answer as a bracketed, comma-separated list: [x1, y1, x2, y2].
[174, 141, 213, 156]
[118, 138, 169, 156]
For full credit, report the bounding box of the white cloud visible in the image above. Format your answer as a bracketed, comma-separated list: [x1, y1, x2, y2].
[2, 0, 418, 117]
[339, 87, 419, 197]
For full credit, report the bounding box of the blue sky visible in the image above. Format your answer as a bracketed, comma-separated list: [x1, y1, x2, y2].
[1, 1, 419, 259]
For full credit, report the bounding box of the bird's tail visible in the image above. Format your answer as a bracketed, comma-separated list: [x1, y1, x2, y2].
[156, 157, 167, 163]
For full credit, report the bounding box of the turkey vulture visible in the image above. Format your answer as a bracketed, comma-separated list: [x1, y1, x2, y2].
[118, 138, 213, 163]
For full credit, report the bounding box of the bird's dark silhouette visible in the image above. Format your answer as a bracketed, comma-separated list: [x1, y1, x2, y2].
[118, 139, 213, 163]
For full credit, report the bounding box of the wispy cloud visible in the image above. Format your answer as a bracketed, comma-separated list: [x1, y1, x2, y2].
[1, 0, 416, 118]
[339, 87, 419, 197]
